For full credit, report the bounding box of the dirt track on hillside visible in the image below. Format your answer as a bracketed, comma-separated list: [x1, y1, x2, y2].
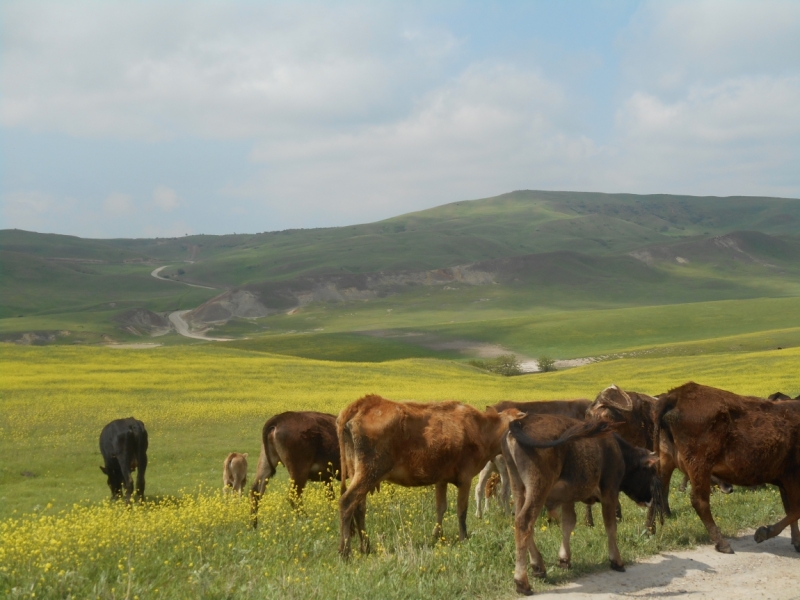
[531, 529, 799, 599]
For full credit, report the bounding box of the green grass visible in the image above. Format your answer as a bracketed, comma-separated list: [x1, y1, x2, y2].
[1, 344, 796, 598]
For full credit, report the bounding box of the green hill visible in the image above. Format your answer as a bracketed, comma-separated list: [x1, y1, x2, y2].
[2, 191, 800, 353]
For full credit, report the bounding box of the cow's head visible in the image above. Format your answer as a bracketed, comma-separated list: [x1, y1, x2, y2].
[99, 460, 126, 498]
[586, 385, 637, 422]
[619, 444, 666, 525]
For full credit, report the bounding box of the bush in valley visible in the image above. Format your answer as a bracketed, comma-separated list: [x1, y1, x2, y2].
[469, 354, 523, 376]
[537, 356, 556, 372]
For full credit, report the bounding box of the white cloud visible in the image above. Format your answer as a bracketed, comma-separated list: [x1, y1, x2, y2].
[1, 3, 458, 141]
[621, 0, 800, 91]
[236, 63, 605, 225]
[2, 191, 54, 230]
[152, 185, 180, 211]
[103, 192, 133, 216]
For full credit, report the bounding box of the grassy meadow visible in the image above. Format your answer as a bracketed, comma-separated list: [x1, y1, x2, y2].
[1, 343, 797, 599]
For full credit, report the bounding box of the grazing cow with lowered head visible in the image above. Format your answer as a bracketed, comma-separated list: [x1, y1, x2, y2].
[250, 411, 340, 527]
[99, 417, 148, 503]
[768, 391, 800, 401]
[337, 394, 522, 558]
[223, 452, 248, 496]
[502, 413, 665, 596]
[475, 399, 592, 521]
[655, 382, 800, 554]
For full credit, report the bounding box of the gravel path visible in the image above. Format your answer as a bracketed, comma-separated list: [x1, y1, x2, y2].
[531, 529, 799, 599]
[150, 265, 217, 289]
[168, 310, 232, 341]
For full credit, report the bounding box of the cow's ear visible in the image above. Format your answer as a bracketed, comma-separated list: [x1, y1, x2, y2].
[99, 465, 107, 474]
[515, 411, 527, 421]
[485, 406, 498, 415]
[243, 453, 249, 459]
[642, 453, 659, 467]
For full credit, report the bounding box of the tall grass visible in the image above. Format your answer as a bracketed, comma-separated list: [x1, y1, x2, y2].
[1, 344, 797, 598]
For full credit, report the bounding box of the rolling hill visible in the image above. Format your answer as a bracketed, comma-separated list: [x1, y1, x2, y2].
[3, 190, 800, 359]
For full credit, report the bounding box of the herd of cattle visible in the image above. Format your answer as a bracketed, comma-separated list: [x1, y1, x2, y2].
[99, 382, 800, 596]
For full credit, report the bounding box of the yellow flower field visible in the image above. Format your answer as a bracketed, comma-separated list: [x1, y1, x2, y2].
[0, 344, 796, 598]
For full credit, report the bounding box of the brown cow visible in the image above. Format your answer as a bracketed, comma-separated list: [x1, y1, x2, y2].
[654, 382, 800, 554]
[475, 400, 592, 521]
[587, 385, 734, 531]
[223, 452, 248, 496]
[250, 411, 340, 527]
[503, 413, 665, 596]
[337, 394, 522, 558]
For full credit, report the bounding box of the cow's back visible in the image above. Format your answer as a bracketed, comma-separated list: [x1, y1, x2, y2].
[493, 399, 590, 420]
[341, 396, 490, 486]
[660, 382, 800, 485]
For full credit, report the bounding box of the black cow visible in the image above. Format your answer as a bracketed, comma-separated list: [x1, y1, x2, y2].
[768, 392, 800, 401]
[99, 418, 148, 502]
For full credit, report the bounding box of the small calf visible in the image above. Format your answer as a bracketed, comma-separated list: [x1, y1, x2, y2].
[223, 452, 249, 496]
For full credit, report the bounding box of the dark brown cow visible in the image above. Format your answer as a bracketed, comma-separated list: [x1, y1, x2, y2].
[250, 411, 340, 527]
[503, 413, 665, 595]
[475, 400, 592, 521]
[587, 385, 734, 531]
[337, 394, 522, 558]
[654, 382, 800, 554]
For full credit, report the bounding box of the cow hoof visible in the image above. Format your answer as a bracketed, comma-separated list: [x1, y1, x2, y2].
[610, 561, 625, 572]
[754, 527, 770, 544]
[557, 559, 571, 570]
[515, 579, 533, 595]
[532, 569, 547, 580]
[715, 541, 734, 554]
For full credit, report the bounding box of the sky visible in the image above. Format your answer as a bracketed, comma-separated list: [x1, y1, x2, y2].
[1, 1, 799, 239]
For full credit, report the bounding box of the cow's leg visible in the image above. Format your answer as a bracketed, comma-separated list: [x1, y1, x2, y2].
[456, 480, 471, 541]
[546, 507, 560, 524]
[777, 485, 800, 551]
[514, 494, 546, 596]
[249, 444, 276, 529]
[557, 502, 577, 569]
[135, 453, 147, 501]
[433, 481, 448, 540]
[755, 484, 800, 550]
[288, 472, 309, 509]
[118, 456, 134, 504]
[475, 460, 495, 518]
[647, 458, 675, 532]
[601, 495, 625, 571]
[495, 454, 512, 516]
[339, 475, 371, 559]
[688, 473, 732, 553]
[353, 496, 370, 555]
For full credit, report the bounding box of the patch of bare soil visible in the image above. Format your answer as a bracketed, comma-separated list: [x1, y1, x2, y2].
[105, 343, 163, 349]
[532, 529, 799, 599]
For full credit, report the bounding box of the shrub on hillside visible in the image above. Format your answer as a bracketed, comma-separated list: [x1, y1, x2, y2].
[468, 354, 523, 376]
[537, 356, 556, 372]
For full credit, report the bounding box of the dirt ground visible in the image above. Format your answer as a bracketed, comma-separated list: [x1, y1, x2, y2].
[531, 529, 799, 599]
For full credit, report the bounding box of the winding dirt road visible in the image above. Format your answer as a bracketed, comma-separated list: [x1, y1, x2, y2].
[168, 310, 231, 342]
[532, 529, 799, 599]
[150, 265, 217, 290]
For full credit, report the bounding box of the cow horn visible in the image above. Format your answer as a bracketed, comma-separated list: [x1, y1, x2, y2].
[618, 389, 634, 411]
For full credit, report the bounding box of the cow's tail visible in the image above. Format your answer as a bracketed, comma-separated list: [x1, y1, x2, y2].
[337, 404, 360, 496]
[652, 393, 678, 470]
[223, 453, 234, 482]
[509, 418, 615, 450]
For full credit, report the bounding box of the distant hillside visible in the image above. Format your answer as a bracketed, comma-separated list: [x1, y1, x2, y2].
[2, 191, 800, 343]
